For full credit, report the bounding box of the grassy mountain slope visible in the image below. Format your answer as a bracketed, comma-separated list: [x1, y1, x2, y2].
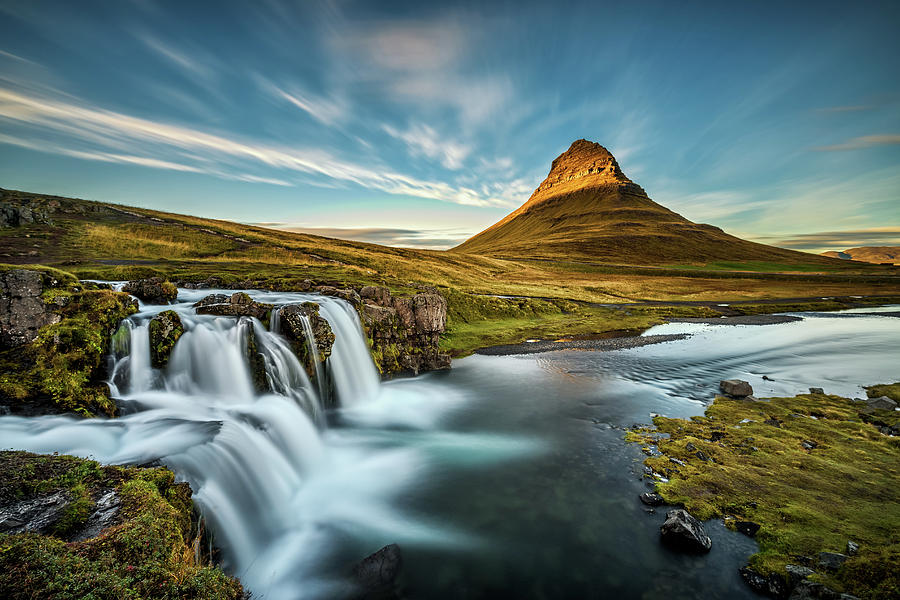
[823, 246, 900, 265]
[453, 140, 837, 266]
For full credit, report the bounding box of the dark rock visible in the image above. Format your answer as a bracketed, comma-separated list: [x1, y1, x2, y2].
[763, 375, 774, 381]
[685, 442, 697, 452]
[0, 491, 71, 534]
[817, 551, 848, 572]
[808, 387, 825, 395]
[639, 492, 664, 506]
[278, 302, 335, 378]
[0, 268, 62, 348]
[194, 292, 272, 320]
[123, 277, 177, 304]
[785, 564, 816, 589]
[789, 580, 859, 599]
[740, 566, 787, 598]
[764, 417, 782, 428]
[314, 285, 362, 308]
[846, 540, 858, 556]
[243, 319, 269, 394]
[148, 310, 184, 368]
[863, 396, 897, 411]
[351, 543, 403, 600]
[659, 508, 711, 553]
[801, 440, 818, 450]
[735, 521, 761, 537]
[720, 379, 753, 397]
[70, 489, 121, 541]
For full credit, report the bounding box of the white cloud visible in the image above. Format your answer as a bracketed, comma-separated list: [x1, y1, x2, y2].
[383, 123, 472, 169]
[0, 86, 515, 207]
[814, 134, 900, 151]
[272, 86, 347, 125]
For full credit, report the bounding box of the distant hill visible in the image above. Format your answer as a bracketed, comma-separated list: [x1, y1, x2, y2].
[822, 247, 900, 265]
[453, 139, 834, 265]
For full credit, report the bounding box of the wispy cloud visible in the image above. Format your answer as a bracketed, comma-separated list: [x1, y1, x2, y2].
[754, 227, 900, 252]
[815, 134, 900, 151]
[817, 105, 872, 113]
[259, 224, 473, 249]
[271, 86, 347, 126]
[383, 123, 472, 169]
[0, 86, 515, 206]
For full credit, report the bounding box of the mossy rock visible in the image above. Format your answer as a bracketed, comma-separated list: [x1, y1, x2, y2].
[147, 310, 184, 368]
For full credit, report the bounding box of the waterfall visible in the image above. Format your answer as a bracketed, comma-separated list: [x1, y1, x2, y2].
[299, 313, 328, 404]
[316, 299, 380, 407]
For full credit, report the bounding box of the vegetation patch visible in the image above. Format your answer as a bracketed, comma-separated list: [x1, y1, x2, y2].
[0, 451, 242, 600]
[627, 387, 900, 599]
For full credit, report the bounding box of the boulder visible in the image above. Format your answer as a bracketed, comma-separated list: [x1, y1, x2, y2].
[123, 277, 177, 304]
[411, 293, 447, 334]
[788, 580, 860, 599]
[863, 396, 897, 411]
[817, 552, 848, 572]
[846, 540, 858, 556]
[350, 543, 403, 600]
[809, 387, 825, 395]
[639, 492, 665, 506]
[720, 379, 753, 397]
[148, 310, 184, 368]
[740, 566, 788, 598]
[785, 564, 816, 589]
[659, 508, 711, 553]
[193, 292, 272, 320]
[0, 268, 62, 348]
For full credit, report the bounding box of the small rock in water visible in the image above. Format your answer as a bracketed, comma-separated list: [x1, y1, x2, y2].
[720, 379, 753, 398]
[735, 521, 760, 537]
[762, 375, 774, 381]
[351, 543, 403, 600]
[809, 387, 825, 395]
[659, 509, 712, 553]
[639, 492, 665, 506]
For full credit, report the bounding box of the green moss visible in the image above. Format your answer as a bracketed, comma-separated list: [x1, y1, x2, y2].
[627, 390, 900, 599]
[865, 382, 900, 402]
[148, 310, 184, 368]
[0, 451, 242, 600]
[0, 287, 137, 416]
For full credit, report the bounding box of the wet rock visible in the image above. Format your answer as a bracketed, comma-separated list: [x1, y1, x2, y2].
[809, 387, 825, 395]
[148, 310, 184, 368]
[351, 543, 403, 600]
[243, 319, 269, 394]
[817, 551, 848, 572]
[314, 285, 362, 308]
[123, 277, 177, 304]
[659, 508, 711, 553]
[740, 566, 788, 598]
[720, 379, 753, 397]
[735, 521, 761, 537]
[278, 302, 335, 377]
[70, 489, 121, 541]
[194, 292, 272, 320]
[0, 491, 71, 534]
[639, 492, 665, 506]
[0, 268, 62, 348]
[846, 540, 858, 556]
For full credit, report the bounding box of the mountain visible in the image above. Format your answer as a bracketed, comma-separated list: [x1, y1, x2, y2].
[822, 247, 900, 265]
[453, 139, 832, 265]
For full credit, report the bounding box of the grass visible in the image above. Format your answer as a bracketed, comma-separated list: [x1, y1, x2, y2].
[0, 451, 242, 600]
[627, 388, 900, 599]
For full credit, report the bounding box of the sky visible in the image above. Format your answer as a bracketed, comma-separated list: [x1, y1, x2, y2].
[0, 0, 898, 253]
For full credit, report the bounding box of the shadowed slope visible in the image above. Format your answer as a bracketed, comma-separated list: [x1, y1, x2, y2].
[453, 139, 834, 265]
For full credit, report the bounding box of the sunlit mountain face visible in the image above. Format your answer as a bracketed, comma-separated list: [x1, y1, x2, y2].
[1, 0, 898, 250]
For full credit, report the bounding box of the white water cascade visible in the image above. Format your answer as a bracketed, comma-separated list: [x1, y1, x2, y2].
[0, 287, 476, 598]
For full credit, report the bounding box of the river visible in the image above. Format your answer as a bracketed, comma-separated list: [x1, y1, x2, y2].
[1, 288, 898, 599]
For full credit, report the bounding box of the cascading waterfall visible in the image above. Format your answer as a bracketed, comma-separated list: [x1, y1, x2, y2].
[299, 313, 327, 404]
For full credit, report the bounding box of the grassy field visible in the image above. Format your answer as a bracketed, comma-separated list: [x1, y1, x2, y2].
[627, 385, 900, 599]
[3, 188, 899, 353]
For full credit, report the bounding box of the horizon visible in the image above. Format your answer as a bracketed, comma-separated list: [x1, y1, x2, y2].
[1, 0, 899, 253]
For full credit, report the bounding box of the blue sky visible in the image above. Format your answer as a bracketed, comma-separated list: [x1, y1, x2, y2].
[0, 0, 898, 252]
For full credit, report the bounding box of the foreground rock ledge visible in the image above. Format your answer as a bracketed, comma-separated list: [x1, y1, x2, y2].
[659, 508, 712, 553]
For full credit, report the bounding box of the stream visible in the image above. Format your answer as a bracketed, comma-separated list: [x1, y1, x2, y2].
[1, 288, 898, 599]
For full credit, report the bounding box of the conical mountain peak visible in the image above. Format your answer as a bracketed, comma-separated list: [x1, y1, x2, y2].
[533, 139, 645, 202]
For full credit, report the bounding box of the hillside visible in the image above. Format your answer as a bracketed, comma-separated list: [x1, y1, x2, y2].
[823, 246, 900, 265]
[453, 140, 836, 266]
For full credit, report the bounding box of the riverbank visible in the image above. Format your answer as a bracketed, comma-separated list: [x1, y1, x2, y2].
[627, 384, 900, 599]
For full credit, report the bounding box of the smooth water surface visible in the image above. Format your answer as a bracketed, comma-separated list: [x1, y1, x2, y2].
[2, 291, 898, 599]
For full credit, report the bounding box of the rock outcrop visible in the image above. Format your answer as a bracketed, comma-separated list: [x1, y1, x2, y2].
[0, 268, 65, 348]
[720, 379, 753, 398]
[194, 292, 273, 320]
[277, 302, 335, 378]
[148, 310, 184, 368]
[123, 277, 177, 304]
[351, 543, 403, 600]
[359, 286, 451, 376]
[659, 508, 712, 553]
